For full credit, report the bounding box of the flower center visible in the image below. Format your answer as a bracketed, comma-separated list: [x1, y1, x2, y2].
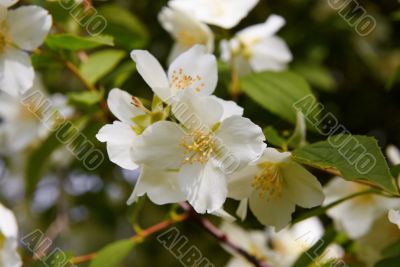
[0, 27, 11, 53]
[177, 30, 200, 47]
[180, 130, 215, 164]
[252, 162, 283, 199]
[171, 68, 205, 92]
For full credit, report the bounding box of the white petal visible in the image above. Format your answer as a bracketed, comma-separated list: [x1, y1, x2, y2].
[249, 36, 293, 72]
[178, 162, 227, 213]
[127, 166, 185, 205]
[249, 189, 296, 230]
[236, 198, 248, 221]
[7, 6, 52, 51]
[172, 90, 223, 129]
[131, 121, 186, 170]
[168, 45, 217, 96]
[210, 96, 244, 120]
[0, 203, 18, 238]
[283, 162, 325, 208]
[228, 165, 258, 200]
[0, 48, 34, 96]
[259, 147, 291, 163]
[0, 5, 7, 22]
[388, 209, 400, 229]
[96, 121, 138, 170]
[386, 145, 400, 165]
[159, 7, 214, 59]
[0, 0, 18, 8]
[130, 50, 170, 101]
[211, 208, 236, 222]
[107, 88, 144, 124]
[238, 14, 285, 42]
[1, 238, 22, 267]
[214, 116, 265, 172]
[170, 0, 259, 29]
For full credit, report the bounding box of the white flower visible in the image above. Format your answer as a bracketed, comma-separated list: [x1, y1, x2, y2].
[131, 45, 217, 102]
[220, 14, 292, 76]
[169, 0, 259, 29]
[388, 209, 400, 229]
[228, 147, 324, 230]
[0, 203, 22, 267]
[269, 218, 344, 267]
[96, 88, 145, 170]
[159, 6, 214, 63]
[386, 145, 400, 166]
[324, 177, 400, 239]
[356, 215, 400, 267]
[131, 105, 265, 213]
[0, 76, 71, 152]
[0, 1, 52, 96]
[220, 222, 272, 267]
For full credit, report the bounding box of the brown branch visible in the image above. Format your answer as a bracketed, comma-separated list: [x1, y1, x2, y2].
[62, 60, 110, 118]
[179, 203, 271, 267]
[70, 213, 190, 265]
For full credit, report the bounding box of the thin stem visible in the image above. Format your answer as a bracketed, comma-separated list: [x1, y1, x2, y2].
[62, 60, 110, 117]
[70, 213, 190, 265]
[179, 203, 270, 267]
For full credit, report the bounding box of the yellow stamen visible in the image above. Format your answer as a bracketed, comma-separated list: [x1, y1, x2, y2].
[252, 162, 283, 199]
[180, 130, 215, 164]
[171, 68, 204, 92]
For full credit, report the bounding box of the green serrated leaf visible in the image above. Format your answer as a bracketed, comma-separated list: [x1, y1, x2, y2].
[292, 135, 399, 194]
[45, 34, 114, 51]
[240, 71, 321, 129]
[67, 90, 104, 107]
[79, 50, 126, 85]
[89, 239, 134, 267]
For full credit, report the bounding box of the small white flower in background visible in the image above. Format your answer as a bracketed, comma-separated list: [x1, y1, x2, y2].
[228, 147, 324, 230]
[96, 88, 145, 170]
[159, 6, 214, 63]
[220, 222, 273, 267]
[386, 145, 400, 166]
[169, 0, 259, 29]
[356, 215, 400, 267]
[220, 14, 292, 76]
[0, 203, 22, 267]
[324, 177, 400, 239]
[269, 218, 344, 267]
[0, 76, 72, 152]
[0, 0, 52, 96]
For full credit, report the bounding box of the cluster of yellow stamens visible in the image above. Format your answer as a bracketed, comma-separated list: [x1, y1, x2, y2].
[171, 68, 205, 92]
[251, 162, 283, 199]
[180, 130, 215, 164]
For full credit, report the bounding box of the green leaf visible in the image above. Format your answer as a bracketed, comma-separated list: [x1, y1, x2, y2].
[89, 239, 134, 267]
[98, 4, 149, 49]
[374, 255, 400, 267]
[79, 50, 126, 84]
[390, 164, 400, 179]
[291, 227, 337, 267]
[67, 90, 104, 107]
[382, 239, 400, 258]
[292, 135, 399, 194]
[263, 126, 287, 148]
[45, 34, 114, 51]
[293, 64, 337, 92]
[240, 71, 321, 127]
[287, 111, 307, 149]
